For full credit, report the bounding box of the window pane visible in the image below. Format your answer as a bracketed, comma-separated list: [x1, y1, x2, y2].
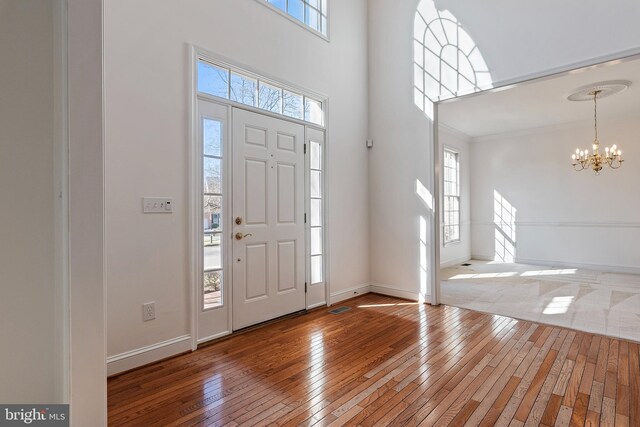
[203, 119, 222, 157]
[310, 141, 322, 170]
[310, 198, 322, 227]
[311, 227, 322, 255]
[307, 0, 319, 9]
[203, 232, 221, 248]
[288, 0, 304, 22]
[203, 270, 222, 309]
[204, 196, 222, 232]
[311, 255, 323, 283]
[321, 16, 328, 35]
[320, 0, 327, 14]
[283, 91, 303, 120]
[304, 97, 323, 125]
[311, 171, 321, 198]
[230, 72, 257, 106]
[204, 236, 222, 270]
[258, 82, 282, 113]
[268, 0, 286, 11]
[305, 6, 319, 31]
[452, 226, 459, 241]
[197, 61, 229, 98]
[204, 157, 222, 194]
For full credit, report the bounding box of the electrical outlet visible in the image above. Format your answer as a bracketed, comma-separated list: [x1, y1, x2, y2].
[143, 302, 155, 321]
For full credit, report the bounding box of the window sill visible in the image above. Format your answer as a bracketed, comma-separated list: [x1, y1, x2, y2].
[443, 239, 461, 248]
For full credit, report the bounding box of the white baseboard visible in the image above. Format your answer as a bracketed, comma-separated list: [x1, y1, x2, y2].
[369, 283, 422, 302]
[107, 334, 192, 376]
[329, 284, 371, 305]
[470, 254, 494, 262]
[515, 257, 640, 275]
[440, 255, 472, 269]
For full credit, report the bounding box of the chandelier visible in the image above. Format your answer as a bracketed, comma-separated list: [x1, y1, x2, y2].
[569, 82, 629, 174]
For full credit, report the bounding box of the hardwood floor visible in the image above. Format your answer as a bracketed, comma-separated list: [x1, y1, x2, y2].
[107, 294, 640, 426]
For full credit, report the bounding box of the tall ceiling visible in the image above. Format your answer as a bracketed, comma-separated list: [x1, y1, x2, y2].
[439, 57, 640, 138]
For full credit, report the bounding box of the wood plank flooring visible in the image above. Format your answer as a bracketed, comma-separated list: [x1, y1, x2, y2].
[107, 294, 640, 426]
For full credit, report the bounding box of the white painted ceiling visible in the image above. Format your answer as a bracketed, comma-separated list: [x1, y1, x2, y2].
[439, 57, 640, 138]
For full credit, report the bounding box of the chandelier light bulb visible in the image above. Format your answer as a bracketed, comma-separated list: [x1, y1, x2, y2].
[612, 144, 617, 151]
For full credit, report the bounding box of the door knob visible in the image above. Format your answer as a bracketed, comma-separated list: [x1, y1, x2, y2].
[235, 217, 243, 225]
[235, 232, 253, 240]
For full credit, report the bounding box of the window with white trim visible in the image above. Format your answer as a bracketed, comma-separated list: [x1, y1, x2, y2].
[443, 149, 460, 244]
[263, 0, 328, 36]
[197, 59, 324, 126]
[309, 139, 324, 284]
[203, 117, 224, 309]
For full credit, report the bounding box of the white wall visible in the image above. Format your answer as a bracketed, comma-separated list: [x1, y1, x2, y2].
[368, 0, 640, 301]
[439, 127, 471, 268]
[104, 0, 369, 371]
[470, 117, 640, 272]
[68, 0, 106, 423]
[436, 1, 640, 87]
[0, 0, 60, 404]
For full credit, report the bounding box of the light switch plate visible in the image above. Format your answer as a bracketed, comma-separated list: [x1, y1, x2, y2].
[143, 197, 173, 213]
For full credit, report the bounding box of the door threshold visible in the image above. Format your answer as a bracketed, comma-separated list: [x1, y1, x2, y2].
[197, 309, 308, 349]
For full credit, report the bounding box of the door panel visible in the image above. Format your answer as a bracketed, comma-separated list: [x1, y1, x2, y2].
[232, 108, 306, 330]
[277, 240, 297, 293]
[245, 159, 268, 225]
[245, 243, 268, 300]
[277, 163, 297, 224]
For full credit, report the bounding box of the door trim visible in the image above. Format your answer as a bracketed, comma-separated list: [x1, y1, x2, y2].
[190, 46, 330, 348]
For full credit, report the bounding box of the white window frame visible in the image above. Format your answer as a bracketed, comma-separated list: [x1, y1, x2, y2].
[201, 115, 225, 311]
[307, 129, 325, 289]
[443, 148, 460, 246]
[255, 0, 330, 41]
[196, 56, 326, 127]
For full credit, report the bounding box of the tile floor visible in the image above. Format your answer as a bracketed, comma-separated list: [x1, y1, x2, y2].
[441, 260, 640, 342]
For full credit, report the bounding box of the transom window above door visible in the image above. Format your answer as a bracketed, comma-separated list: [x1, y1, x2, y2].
[260, 0, 328, 37]
[197, 58, 325, 126]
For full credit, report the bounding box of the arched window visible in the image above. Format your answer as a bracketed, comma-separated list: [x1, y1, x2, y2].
[414, 0, 492, 115]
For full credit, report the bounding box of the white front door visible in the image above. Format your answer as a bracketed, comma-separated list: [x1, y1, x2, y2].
[232, 108, 306, 330]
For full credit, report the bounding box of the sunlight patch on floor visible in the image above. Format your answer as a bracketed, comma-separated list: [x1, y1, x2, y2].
[542, 296, 574, 315]
[521, 269, 577, 277]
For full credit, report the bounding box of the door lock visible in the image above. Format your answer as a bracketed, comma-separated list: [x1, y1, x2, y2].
[235, 232, 253, 240]
[235, 217, 243, 225]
